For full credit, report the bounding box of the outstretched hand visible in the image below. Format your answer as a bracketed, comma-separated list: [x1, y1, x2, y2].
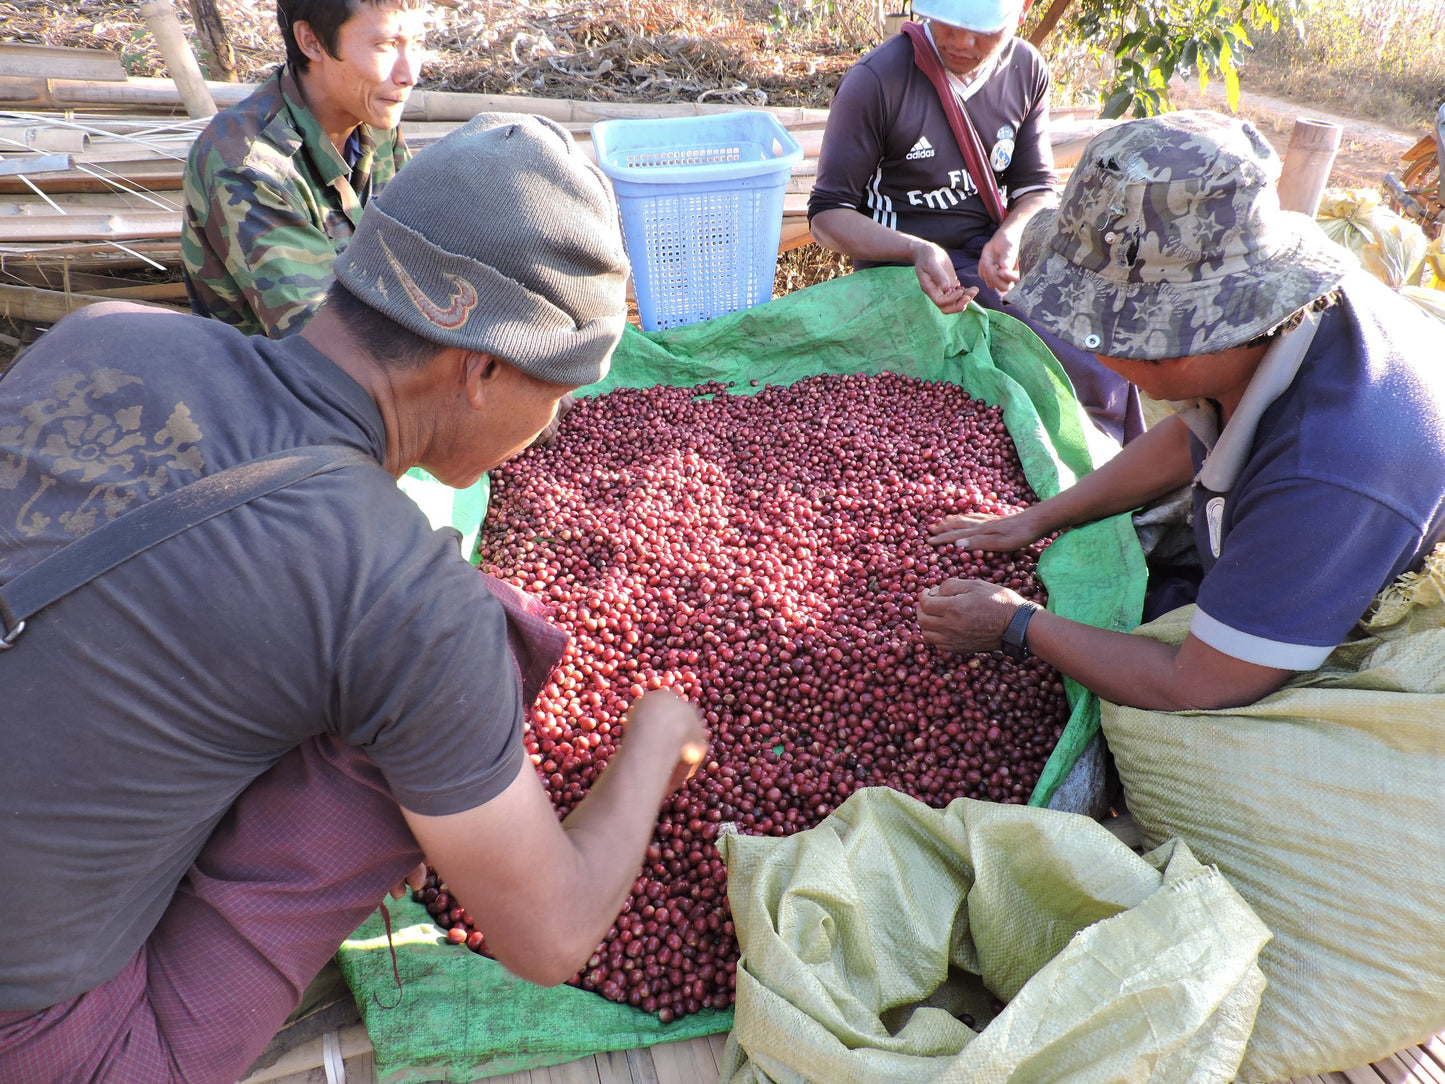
[625, 689, 710, 794]
[389, 861, 428, 901]
[529, 392, 578, 450]
[914, 242, 979, 315]
[927, 509, 1041, 552]
[977, 229, 1021, 296]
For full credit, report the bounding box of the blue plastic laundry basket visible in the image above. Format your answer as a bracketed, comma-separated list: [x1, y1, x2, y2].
[591, 111, 804, 331]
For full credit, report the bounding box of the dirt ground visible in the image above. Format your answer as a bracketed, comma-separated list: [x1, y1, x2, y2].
[1168, 77, 1423, 192]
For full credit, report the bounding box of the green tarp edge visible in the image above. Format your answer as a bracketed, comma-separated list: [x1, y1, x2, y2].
[339, 901, 733, 1083]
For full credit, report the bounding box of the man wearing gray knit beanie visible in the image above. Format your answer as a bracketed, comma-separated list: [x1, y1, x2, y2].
[0, 113, 708, 1082]
[308, 110, 633, 477]
[333, 111, 630, 389]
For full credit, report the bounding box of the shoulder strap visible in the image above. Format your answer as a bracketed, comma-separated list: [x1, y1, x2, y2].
[901, 21, 1009, 226]
[0, 444, 375, 649]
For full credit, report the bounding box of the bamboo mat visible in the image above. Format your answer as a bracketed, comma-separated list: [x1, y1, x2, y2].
[238, 1020, 1445, 1084]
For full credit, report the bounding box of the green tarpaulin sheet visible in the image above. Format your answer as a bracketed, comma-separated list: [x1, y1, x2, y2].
[337, 266, 1147, 1081]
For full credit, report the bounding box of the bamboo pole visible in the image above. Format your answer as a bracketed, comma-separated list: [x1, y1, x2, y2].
[1277, 118, 1343, 216]
[0, 241, 182, 273]
[0, 209, 180, 243]
[0, 76, 250, 114]
[0, 154, 73, 177]
[82, 280, 190, 301]
[778, 219, 814, 252]
[0, 281, 151, 323]
[38, 141, 196, 165]
[0, 76, 831, 129]
[0, 189, 182, 214]
[136, 0, 217, 119]
[0, 166, 185, 197]
[0, 125, 90, 152]
[402, 90, 832, 127]
[0, 43, 127, 83]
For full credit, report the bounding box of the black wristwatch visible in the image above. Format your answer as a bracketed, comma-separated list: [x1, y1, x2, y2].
[1001, 601, 1041, 661]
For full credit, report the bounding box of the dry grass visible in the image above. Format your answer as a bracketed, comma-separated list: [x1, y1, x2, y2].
[0, 0, 870, 107]
[1218, 0, 1445, 128]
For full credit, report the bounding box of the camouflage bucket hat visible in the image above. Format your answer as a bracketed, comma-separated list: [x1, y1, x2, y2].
[1011, 110, 1355, 359]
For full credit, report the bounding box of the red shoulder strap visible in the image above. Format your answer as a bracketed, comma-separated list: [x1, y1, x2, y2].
[900, 21, 1009, 226]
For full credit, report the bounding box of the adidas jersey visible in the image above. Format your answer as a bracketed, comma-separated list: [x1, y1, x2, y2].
[807, 34, 1056, 262]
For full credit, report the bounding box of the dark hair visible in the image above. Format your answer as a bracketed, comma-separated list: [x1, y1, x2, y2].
[1241, 289, 1342, 349]
[276, 0, 423, 75]
[322, 279, 447, 370]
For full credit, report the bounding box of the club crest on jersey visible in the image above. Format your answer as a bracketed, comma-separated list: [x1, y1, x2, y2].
[990, 138, 1014, 172]
[905, 135, 935, 161]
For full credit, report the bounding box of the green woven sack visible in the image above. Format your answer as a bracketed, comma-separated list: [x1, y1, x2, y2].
[718, 790, 1269, 1083]
[1103, 549, 1445, 1080]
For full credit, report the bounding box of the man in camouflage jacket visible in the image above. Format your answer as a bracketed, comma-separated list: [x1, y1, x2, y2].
[181, 0, 425, 337]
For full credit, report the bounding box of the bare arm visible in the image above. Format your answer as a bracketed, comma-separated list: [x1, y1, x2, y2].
[929, 413, 1197, 550]
[918, 579, 1290, 711]
[809, 207, 979, 314]
[401, 690, 706, 986]
[918, 414, 1287, 710]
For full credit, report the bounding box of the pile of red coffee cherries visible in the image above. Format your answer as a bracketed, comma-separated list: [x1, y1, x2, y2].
[417, 373, 1069, 1020]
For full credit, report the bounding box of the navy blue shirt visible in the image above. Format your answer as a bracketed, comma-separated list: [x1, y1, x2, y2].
[1187, 272, 1445, 669]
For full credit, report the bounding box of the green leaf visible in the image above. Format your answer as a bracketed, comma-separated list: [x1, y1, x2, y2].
[1102, 86, 1134, 119]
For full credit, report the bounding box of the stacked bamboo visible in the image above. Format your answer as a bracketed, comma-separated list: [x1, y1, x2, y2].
[0, 62, 841, 324]
[0, 43, 1117, 328]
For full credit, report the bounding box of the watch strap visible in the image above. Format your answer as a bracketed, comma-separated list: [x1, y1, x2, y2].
[1001, 601, 1041, 660]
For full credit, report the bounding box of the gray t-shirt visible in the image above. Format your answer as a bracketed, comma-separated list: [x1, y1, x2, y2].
[0, 303, 524, 1010]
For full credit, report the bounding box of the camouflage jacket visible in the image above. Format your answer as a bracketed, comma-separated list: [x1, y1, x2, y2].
[180, 66, 410, 337]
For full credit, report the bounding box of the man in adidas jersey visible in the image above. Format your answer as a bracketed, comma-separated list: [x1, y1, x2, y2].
[808, 0, 1144, 444]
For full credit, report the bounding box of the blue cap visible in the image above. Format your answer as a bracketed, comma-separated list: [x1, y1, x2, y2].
[912, 0, 1023, 33]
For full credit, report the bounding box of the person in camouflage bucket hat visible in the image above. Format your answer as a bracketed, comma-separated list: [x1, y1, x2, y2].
[918, 109, 1445, 713]
[1010, 109, 1355, 358]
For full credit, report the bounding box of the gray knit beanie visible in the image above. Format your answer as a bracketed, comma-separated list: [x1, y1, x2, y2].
[333, 112, 630, 387]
